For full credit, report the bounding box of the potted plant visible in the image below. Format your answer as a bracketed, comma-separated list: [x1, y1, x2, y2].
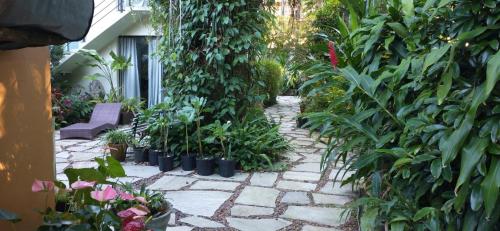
[32, 157, 174, 231]
[104, 130, 131, 162]
[206, 120, 235, 177]
[158, 97, 176, 172]
[177, 106, 196, 171]
[121, 98, 143, 124]
[191, 97, 214, 175]
[130, 135, 149, 163]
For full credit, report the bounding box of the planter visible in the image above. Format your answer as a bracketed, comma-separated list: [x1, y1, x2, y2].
[108, 143, 127, 162]
[196, 157, 215, 176]
[296, 116, 308, 128]
[120, 111, 134, 124]
[158, 155, 175, 172]
[149, 149, 161, 166]
[218, 159, 236, 177]
[133, 147, 146, 163]
[181, 154, 196, 171]
[145, 201, 173, 231]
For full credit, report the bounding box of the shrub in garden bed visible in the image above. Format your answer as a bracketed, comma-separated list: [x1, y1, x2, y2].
[302, 0, 500, 229]
[257, 59, 284, 106]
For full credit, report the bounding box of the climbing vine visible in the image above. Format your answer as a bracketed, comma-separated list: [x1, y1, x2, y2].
[150, 0, 274, 120]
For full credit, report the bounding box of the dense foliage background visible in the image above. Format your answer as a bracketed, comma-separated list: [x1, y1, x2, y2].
[301, 0, 500, 230]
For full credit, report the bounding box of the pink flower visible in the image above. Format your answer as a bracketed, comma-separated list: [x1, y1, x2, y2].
[127, 205, 149, 217]
[90, 185, 117, 202]
[71, 181, 96, 189]
[123, 219, 145, 231]
[328, 41, 338, 68]
[135, 196, 147, 204]
[119, 191, 135, 201]
[32, 179, 54, 192]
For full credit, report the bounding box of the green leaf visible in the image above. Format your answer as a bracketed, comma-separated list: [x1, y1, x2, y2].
[361, 207, 378, 231]
[363, 20, 385, 55]
[423, 44, 451, 73]
[431, 158, 442, 179]
[456, 137, 489, 191]
[481, 157, 500, 218]
[387, 22, 409, 38]
[436, 63, 457, 105]
[470, 185, 483, 211]
[423, 0, 438, 11]
[390, 221, 406, 231]
[402, 0, 415, 17]
[413, 207, 436, 221]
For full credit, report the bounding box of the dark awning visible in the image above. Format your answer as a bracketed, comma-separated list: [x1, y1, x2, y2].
[0, 0, 94, 50]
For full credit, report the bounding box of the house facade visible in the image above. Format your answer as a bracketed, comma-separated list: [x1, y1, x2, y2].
[58, 0, 163, 107]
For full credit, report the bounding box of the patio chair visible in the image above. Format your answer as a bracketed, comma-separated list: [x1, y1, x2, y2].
[60, 103, 122, 140]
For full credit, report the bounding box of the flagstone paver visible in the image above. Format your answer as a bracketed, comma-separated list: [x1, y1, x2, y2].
[281, 192, 310, 205]
[179, 216, 225, 228]
[249, 172, 278, 187]
[226, 217, 292, 231]
[55, 96, 356, 230]
[148, 176, 196, 191]
[189, 180, 240, 191]
[281, 206, 344, 226]
[230, 205, 275, 216]
[166, 190, 233, 217]
[235, 186, 280, 207]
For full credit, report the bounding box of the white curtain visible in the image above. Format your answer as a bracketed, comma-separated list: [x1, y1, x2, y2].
[119, 37, 140, 99]
[148, 38, 163, 107]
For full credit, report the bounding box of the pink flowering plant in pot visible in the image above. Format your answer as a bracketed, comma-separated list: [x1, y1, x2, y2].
[32, 156, 172, 231]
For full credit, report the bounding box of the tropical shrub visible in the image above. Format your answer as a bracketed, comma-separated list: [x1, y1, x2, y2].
[52, 90, 96, 129]
[302, 0, 500, 230]
[229, 116, 290, 171]
[257, 59, 284, 106]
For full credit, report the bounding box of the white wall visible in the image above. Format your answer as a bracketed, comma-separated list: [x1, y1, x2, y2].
[70, 15, 157, 96]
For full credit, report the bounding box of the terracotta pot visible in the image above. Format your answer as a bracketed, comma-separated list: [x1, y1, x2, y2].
[108, 143, 127, 161]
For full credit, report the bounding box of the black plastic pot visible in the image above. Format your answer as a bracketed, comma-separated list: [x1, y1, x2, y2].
[296, 116, 308, 128]
[181, 155, 196, 171]
[218, 159, 236, 178]
[134, 147, 146, 163]
[196, 157, 215, 176]
[149, 150, 161, 166]
[159, 155, 175, 172]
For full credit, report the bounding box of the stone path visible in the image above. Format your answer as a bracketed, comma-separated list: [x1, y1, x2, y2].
[55, 96, 356, 230]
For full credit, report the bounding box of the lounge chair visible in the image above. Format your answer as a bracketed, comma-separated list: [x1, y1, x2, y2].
[60, 103, 122, 140]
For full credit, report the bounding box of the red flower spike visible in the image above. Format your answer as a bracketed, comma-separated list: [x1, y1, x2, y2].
[328, 41, 338, 68]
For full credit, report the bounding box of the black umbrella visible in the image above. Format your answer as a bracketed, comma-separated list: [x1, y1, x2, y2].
[0, 0, 94, 50]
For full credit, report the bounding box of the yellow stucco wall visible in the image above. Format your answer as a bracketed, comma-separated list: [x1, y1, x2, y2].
[0, 47, 54, 230]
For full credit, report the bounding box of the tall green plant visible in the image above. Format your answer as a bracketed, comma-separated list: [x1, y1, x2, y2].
[303, 0, 500, 229]
[150, 0, 273, 120]
[79, 49, 131, 102]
